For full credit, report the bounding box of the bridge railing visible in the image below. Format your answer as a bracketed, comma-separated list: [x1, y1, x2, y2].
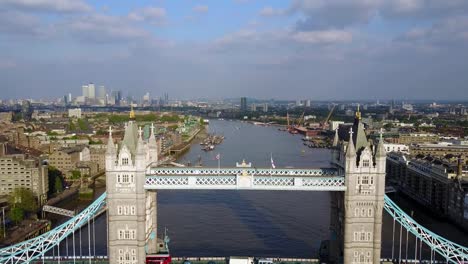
[148, 167, 338, 176]
[383, 195, 468, 263]
[0, 193, 107, 264]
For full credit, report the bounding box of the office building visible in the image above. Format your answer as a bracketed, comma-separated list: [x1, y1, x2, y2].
[97, 86, 106, 100]
[112, 91, 122, 106]
[251, 104, 257, 112]
[82, 85, 89, 98]
[0, 154, 48, 205]
[240, 97, 247, 111]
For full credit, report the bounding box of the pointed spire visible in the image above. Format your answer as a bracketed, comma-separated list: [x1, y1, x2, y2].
[346, 127, 356, 158]
[129, 105, 135, 120]
[138, 126, 143, 140]
[136, 126, 145, 155]
[355, 104, 361, 120]
[376, 128, 386, 157]
[106, 126, 116, 154]
[150, 123, 155, 139]
[332, 128, 339, 147]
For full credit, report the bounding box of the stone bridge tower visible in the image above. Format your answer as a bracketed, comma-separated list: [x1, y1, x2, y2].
[105, 109, 159, 264]
[331, 107, 386, 264]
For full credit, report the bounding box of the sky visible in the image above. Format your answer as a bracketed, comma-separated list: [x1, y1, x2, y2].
[1, 0, 468, 101]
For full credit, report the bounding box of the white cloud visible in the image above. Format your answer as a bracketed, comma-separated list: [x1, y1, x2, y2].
[193, 5, 209, 13]
[259, 6, 285, 16]
[63, 13, 150, 42]
[1, 0, 92, 13]
[128, 6, 166, 24]
[292, 30, 352, 44]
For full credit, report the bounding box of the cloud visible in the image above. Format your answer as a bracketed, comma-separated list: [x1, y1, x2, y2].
[288, 0, 468, 30]
[193, 5, 209, 13]
[128, 6, 166, 24]
[0, 0, 91, 13]
[61, 13, 151, 43]
[0, 10, 49, 36]
[292, 29, 352, 44]
[259, 6, 285, 17]
[396, 16, 468, 46]
[290, 0, 382, 29]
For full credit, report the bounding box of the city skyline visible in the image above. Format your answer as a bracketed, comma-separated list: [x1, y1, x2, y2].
[1, 0, 468, 100]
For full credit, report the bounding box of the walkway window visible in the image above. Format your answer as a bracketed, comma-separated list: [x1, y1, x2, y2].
[362, 159, 370, 167]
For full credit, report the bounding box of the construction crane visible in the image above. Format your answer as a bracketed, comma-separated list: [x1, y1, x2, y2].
[321, 105, 336, 129]
[297, 111, 305, 127]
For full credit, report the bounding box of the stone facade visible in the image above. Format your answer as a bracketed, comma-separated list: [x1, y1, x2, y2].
[106, 119, 158, 264]
[0, 154, 48, 205]
[331, 109, 386, 264]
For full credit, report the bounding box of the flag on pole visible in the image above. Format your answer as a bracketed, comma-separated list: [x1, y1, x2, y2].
[216, 153, 220, 160]
[270, 153, 276, 169]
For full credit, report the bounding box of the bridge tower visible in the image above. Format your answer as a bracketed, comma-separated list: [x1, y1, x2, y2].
[106, 110, 159, 264]
[332, 107, 386, 264]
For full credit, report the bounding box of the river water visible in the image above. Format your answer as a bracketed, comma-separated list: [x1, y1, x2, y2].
[53, 120, 468, 259]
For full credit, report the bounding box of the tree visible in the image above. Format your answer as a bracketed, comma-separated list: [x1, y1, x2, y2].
[55, 177, 63, 194]
[8, 207, 24, 225]
[71, 170, 81, 180]
[8, 188, 37, 213]
[48, 166, 65, 196]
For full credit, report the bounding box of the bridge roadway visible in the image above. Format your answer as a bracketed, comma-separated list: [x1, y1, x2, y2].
[145, 167, 345, 191]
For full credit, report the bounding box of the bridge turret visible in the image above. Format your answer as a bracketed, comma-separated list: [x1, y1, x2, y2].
[374, 129, 386, 172]
[345, 127, 356, 172]
[106, 126, 116, 170]
[148, 123, 158, 164]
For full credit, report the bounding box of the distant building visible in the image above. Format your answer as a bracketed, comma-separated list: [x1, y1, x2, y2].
[88, 83, 95, 99]
[0, 154, 48, 205]
[402, 103, 413, 111]
[97, 86, 106, 99]
[305, 100, 311, 107]
[251, 104, 256, 112]
[240, 97, 247, 112]
[387, 153, 468, 231]
[384, 143, 409, 154]
[410, 143, 468, 159]
[111, 90, 122, 106]
[68, 108, 82, 119]
[262, 103, 268, 112]
[399, 133, 438, 145]
[82, 85, 89, 98]
[48, 146, 90, 177]
[329, 121, 344, 131]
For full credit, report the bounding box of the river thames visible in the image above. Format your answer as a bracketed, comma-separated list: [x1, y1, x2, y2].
[54, 119, 468, 259]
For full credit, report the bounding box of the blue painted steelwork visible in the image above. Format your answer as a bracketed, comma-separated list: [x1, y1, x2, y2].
[1, 192, 468, 263]
[383, 195, 468, 263]
[0, 193, 106, 264]
[147, 167, 338, 176]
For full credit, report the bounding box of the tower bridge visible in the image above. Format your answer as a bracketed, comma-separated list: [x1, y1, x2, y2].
[1, 110, 468, 264]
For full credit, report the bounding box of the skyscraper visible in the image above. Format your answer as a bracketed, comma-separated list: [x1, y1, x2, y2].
[88, 83, 95, 99]
[82, 85, 89, 98]
[97, 85, 106, 99]
[240, 97, 247, 111]
[111, 90, 122, 105]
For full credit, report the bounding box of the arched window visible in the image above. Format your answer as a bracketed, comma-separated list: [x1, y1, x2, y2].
[362, 159, 370, 167]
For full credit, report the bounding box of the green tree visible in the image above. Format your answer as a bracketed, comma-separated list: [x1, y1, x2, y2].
[8, 188, 37, 213]
[8, 207, 24, 225]
[48, 166, 65, 196]
[71, 170, 81, 180]
[54, 177, 63, 194]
